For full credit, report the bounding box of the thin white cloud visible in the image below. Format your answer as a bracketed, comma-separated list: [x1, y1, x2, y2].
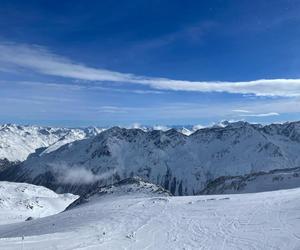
[153, 125, 170, 131]
[192, 124, 205, 130]
[89, 85, 164, 94]
[1, 42, 300, 97]
[232, 109, 280, 117]
[232, 109, 251, 113]
[89, 99, 291, 120]
[0, 80, 164, 95]
[239, 112, 280, 117]
[97, 106, 129, 114]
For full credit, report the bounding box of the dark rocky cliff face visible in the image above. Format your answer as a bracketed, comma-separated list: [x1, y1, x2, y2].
[0, 158, 19, 173]
[199, 167, 300, 195]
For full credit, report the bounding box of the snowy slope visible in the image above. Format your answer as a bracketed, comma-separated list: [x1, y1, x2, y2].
[3, 121, 300, 196]
[200, 167, 300, 194]
[0, 124, 104, 162]
[0, 185, 299, 249]
[0, 181, 78, 225]
[67, 177, 171, 210]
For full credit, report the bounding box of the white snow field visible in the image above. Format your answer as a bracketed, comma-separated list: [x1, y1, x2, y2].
[0, 181, 78, 225]
[0, 185, 299, 249]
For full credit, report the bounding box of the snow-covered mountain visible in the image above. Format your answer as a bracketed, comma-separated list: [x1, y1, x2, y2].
[140, 124, 204, 136]
[3, 121, 300, 195]
[0, 122, 207, 166]
[199, 167, 300, 194]
[0, 123, 197, 164]
[0, 181, 78, 225]
[0, 124, 104, 162]
[0, 185, 299, 249]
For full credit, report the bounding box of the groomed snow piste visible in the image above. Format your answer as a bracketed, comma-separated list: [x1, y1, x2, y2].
[0, 184, 299, 249]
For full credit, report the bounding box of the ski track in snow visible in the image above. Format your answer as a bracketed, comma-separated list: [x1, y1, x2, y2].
[0, 188, 299, 249]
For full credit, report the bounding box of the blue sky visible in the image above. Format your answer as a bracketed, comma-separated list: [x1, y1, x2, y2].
[1, 0, 300, 127]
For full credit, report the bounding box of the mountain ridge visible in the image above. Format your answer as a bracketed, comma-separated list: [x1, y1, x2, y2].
[0, 123, 105, 162]
[2, 120, 300, 195]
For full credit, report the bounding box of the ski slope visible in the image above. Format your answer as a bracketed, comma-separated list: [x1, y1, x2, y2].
[0, 181, 78, 225]
[0, 186, 299, 249]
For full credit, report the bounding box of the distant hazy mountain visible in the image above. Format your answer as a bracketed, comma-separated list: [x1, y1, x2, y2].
[2, 121, 300, 195]
[0, 124, 105, 162]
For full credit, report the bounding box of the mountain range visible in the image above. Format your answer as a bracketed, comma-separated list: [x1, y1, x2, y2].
[0, 123, 105, 163]
[1, 121, 300, 195]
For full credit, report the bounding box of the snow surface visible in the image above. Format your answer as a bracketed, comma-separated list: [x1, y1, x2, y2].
[0, 185, 299, 249]
[0, 181, 78, 225]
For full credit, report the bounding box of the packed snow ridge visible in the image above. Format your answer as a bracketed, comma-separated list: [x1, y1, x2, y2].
[3, 120, 300, 195]
[0, 181, 78, 225]
[67, 177, 171, 210]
